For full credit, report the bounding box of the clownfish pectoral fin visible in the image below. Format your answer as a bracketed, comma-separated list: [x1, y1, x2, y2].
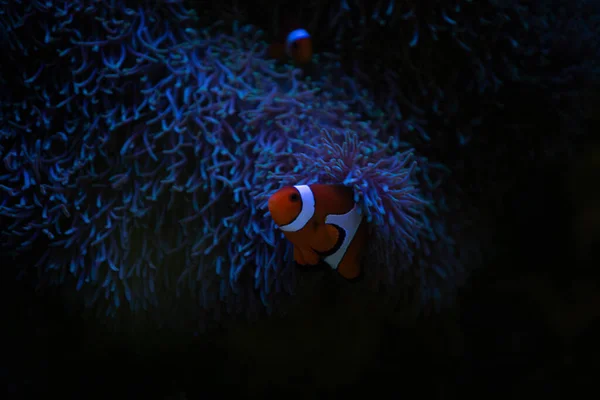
[309, 223, 339, 254]
[294, 245, 319, 266]
[293, 244, 306, 264]
[324, 224, 340, 245]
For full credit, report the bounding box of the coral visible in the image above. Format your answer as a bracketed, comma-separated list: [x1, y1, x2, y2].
[0, 0, 474, 325]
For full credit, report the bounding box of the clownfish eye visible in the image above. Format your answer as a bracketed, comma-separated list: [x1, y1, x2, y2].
[289, 193, 299, 202]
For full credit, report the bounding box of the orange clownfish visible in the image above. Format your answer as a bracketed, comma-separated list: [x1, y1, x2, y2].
[267, 184, 367, 280]
[267, 23, 313, 65]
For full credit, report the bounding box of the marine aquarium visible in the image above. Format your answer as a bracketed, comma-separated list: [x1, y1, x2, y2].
[0, 0, 489, 328]
[1, 0, 598, 396]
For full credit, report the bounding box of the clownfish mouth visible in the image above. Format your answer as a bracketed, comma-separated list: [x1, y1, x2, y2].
[312, 224, 346, 258]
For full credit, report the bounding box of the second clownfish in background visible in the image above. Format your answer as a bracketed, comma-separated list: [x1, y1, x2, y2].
[267, 19, 313, 65]
[267, 184, 367, 280]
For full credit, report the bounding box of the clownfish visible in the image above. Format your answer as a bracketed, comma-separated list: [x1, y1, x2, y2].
[267, 184, 367, 280]
[267, 21, 313, 65]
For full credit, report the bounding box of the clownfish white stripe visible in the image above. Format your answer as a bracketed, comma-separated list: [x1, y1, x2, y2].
[323, 204, 362, 270]
[285, 28, 311, 56]
[278, 185, 315, 232]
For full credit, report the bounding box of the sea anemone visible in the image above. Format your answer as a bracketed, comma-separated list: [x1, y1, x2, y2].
[316, 0, 599, 144]
[0, 0, 475, 326]
[257, 127, 472, 310]
[207, 1, 599, 239]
